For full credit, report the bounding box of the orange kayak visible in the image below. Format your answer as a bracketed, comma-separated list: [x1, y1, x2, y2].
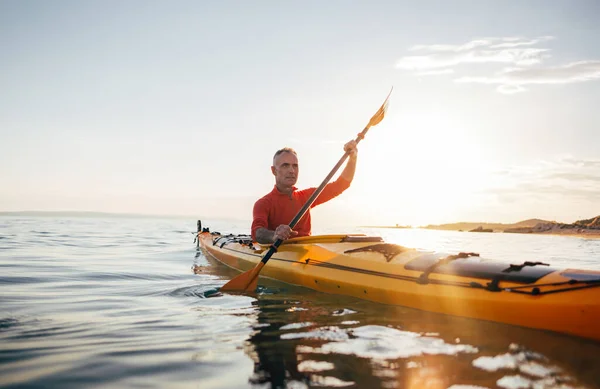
[197, 226, 600, 342]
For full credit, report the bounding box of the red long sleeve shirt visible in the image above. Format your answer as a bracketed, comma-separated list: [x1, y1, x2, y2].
[251, 177, 351, 241]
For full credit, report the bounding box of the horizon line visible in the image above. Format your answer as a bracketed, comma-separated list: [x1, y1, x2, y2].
[2, 210, 594, 226]
[0, 210, 250, 222]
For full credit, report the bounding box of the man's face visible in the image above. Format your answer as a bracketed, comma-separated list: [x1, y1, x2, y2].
[272, 152, 299, 188]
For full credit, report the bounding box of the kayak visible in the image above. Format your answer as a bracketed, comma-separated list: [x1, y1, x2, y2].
[196, 225, 600, 342]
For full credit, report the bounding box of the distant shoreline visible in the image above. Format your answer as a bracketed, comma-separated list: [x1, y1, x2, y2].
[361, 226, 600, 239]
[532, 230, 600, 239]
[364, 215, 600, 239]
[362, 225, 600, 239]
[467, 229, 600, 239]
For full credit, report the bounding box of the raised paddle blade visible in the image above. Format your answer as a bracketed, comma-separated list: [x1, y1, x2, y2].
[367, 87, 393, 128]
[220, 262, 263, 292]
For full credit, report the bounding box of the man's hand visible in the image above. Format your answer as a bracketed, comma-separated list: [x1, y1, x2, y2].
[274, 224, 298, 241]
[344, 140, 358, 159]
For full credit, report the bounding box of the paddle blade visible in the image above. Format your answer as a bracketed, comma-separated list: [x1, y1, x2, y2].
[220, 262, 264, 292]
[367, 87, 393, 128]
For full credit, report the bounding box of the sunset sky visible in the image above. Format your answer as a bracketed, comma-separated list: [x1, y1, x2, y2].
[1, 1, 599, 227]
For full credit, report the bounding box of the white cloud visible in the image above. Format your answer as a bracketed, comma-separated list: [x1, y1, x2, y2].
[485, 157, 600, 201]
[455, 60, 600, 93]
[396, 36, 600, 93]
[396, 48, 548, 71]
[561, 157, 600, 168]
[490, 36, 554, 49]
[474, 157, 600, 223]
[497, 84, 527, 94]
[416, 68, 455, 76]
[396, 36, 552, 71]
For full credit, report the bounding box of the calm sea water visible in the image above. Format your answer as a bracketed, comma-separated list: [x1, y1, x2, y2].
[1, 215, 600, 389]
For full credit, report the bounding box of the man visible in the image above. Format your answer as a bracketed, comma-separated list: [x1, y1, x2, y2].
[251, 140, 358, 244]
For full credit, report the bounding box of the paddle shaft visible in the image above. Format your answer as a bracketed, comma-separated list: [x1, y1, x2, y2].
[259, 125, 372, 265]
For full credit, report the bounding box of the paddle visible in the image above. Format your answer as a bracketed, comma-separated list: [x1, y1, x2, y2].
[220, 88, 393, 292]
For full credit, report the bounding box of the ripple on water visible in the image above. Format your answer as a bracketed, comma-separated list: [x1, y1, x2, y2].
[0, 317, 20, 330]
[291, 325, 479, 359]
[280, 322, 315, 331]
[472, 343, 580, 389]
[332, 308, 357, 316]
[168, 284, 223, 299]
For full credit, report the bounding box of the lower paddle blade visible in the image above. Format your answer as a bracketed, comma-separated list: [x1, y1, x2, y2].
[245, 270, 259, 292]
[220, 262, 264, 292]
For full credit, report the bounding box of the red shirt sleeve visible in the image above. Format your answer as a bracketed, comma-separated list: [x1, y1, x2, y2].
[251, 197, 270, 241]
[298, 177, 351, 208]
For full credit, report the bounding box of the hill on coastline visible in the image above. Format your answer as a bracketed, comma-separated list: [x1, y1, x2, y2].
[573, 216, 600, 228]
[422, 216, 600, 232]
[422, 218, 551, 232]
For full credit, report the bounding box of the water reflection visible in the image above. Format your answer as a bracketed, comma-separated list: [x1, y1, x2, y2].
[238, 286, 479, 388]
[217, 281, 600, 389]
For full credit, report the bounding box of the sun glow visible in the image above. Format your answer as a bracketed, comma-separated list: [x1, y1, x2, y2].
[353, 112, 498, 226]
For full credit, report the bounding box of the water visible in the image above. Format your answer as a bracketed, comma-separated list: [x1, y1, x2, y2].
[1, 215, 600, 389]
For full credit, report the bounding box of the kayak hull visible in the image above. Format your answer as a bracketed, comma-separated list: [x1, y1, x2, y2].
[198, 231, 600, 342]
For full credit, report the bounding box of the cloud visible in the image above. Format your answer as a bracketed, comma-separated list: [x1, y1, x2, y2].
[542, 156, 600, 185]
[416, 69, 455, 76]
[484, 157, 600, 201]
[396, 36, 600, 93]
[455, 61, 600, 93]
[560, 157, 600, 168]
[397, 48, 548, 70]
[396, 36, 553, 71]
[548, 172, 600, 182]
[490, 36, 554, 49]
[458, 157, 600, 222]
[497, 84, 527, 94]
[492, 183, 600, 203]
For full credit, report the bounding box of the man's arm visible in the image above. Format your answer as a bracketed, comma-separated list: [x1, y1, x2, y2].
[340, 140, 358, 183]
[255, 225, 297, 244]
[255, 227, 276, 244]
[251, 198, 271, 242]
[340, 153, 357, 183]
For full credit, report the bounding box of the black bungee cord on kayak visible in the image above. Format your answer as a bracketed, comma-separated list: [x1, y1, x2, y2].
[344, 243, 411, 262]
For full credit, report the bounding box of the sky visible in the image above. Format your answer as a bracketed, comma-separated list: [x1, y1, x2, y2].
[1, 0, 599, 228]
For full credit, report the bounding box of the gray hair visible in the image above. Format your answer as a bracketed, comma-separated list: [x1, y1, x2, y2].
[272, 147, 297, 165]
